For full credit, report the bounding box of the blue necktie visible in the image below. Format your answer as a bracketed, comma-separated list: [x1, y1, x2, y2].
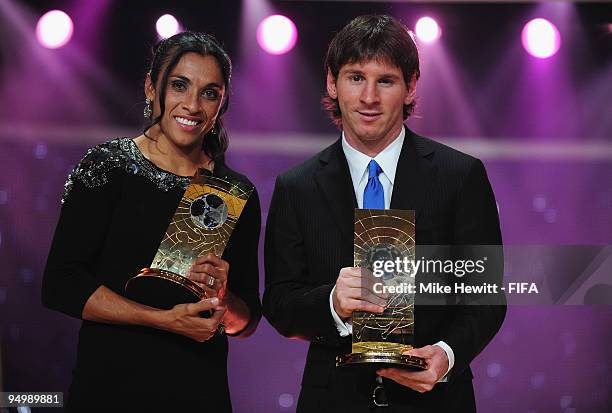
[363, 160, 384, 209]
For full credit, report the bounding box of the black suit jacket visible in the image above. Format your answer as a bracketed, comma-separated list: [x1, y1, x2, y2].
[263, 128, 506, 412]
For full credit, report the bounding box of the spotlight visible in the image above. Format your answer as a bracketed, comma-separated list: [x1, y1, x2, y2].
[36, 10, 74, 49]
[415, 17, 441, 43]
[156, 14, 180, 39]
[256, 15, 297, 55]
[521, 18, 561, 59]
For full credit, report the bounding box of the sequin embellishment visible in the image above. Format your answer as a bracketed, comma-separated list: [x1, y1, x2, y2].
[62, 138, 190, 203]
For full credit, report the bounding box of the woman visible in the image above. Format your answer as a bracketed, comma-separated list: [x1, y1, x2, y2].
[42, 32, 261, 411]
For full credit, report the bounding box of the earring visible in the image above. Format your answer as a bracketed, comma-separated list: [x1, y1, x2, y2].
[144, 98, 152, 119]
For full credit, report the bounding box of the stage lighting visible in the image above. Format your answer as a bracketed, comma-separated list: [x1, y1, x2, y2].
[521, 18, 561, 59]
[415, 17, 441, 43]
[156, 14, 180, 39]
[36, 10, 74, 49]
[256, 15, 297, 55]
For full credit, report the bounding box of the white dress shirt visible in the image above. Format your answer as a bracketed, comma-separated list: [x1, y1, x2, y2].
[328, 127, 455, 381]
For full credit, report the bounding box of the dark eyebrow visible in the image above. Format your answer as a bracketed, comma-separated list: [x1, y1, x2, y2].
[169, 75, 191, 83]
[340, 69, 401, 81]
[379, 74, 402, 81]
[343, 69, 364, 76]
[169, 75, 223, 89]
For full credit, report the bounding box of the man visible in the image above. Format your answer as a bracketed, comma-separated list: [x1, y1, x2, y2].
[263, 15, 505, 412]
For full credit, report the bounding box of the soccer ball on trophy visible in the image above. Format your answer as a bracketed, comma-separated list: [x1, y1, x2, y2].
[190, 193, 228, 230]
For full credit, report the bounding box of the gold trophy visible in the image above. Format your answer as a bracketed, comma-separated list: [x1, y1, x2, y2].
[336, 209, 427, 370]
[125, 168, 253, 311]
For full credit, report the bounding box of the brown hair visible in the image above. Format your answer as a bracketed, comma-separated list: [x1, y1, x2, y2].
[322, 15, 420, 127]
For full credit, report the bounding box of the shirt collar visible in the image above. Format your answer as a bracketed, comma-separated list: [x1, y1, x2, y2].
[341, 126, 405, 188]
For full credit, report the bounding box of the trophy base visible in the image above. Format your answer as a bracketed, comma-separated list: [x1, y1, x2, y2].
[125, 268, 209, 316]
[336, 352, 428, 370]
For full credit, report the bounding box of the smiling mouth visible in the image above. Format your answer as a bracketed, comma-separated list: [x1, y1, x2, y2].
[174, 116, 202, 126]
[357, 111, 382, 119]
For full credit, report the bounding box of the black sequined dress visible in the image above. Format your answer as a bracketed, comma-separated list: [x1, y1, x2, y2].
[42, 138, 261, 412]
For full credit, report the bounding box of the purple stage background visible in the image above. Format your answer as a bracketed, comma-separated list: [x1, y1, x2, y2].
[1, 139, 611, 412]
[1, 0, 611, 412]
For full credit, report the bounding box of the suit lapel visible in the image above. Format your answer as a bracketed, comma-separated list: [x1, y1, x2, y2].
[390, 127, 436, 222]
[314, 140, 357, 245]
[313, 129, 436, 243]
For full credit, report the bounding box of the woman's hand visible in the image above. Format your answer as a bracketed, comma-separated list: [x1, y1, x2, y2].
[161, 297, 226, 342]
[185, 253, 251, 336]
[187, 253, 229, 302]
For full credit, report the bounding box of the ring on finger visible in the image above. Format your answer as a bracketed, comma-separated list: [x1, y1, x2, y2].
[205, 275, 215, 287]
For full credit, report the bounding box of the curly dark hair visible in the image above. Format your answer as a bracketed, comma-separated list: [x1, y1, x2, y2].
[322, 15, 420, 128]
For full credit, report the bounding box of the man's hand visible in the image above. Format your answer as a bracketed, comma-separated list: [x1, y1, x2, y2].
[332, 267, 387, 319]
[377, 345, 449, 393]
